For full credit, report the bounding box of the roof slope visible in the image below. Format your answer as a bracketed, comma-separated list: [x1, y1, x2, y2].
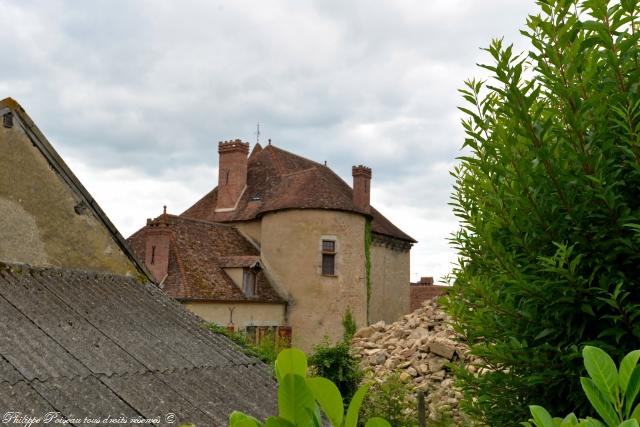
[128, 215, 284, 302]
[0, 264, 277, 425]
[182, 144, 416, 243]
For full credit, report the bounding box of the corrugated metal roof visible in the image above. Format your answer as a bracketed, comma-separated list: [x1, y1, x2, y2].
[0, 264, 277, 426]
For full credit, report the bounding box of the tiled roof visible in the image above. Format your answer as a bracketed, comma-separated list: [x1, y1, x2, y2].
[0, 264, 277, 425]
[181, 144, 416, 243]
[128, 215, 285, 303]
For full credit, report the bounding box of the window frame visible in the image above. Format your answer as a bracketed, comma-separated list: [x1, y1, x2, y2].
[320, 237, 337, 276]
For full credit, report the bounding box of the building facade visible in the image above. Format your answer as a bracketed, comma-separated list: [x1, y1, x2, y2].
[130, 140, 416, 350]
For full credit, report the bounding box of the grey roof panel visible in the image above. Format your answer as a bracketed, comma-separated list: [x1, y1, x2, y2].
[102, 371, 213, 427]
[32, 376, 143, 427]
[0, 381, 57, 418]
[37, 269, 194, 372]
[0, 265, 277, 425]
[0, 270, 145, 377]
[0, 280, 90, 381]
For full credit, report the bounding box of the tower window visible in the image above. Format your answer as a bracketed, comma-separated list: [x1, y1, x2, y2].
[321, 239, 336, 276]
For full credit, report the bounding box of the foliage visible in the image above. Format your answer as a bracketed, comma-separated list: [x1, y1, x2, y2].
[207, 323, 284, 366]
[359, 372, 417, 427]
[444, 0, 640, 424]
[228, 348, 391, 427]
[308, 340, 363, 408]
[522, 346, 640, 427]
[342, 308, 358, 342]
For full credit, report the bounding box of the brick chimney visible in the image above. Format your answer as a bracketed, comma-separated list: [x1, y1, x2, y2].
[352, 165, 372, 213]
[217, 139, 250, 211]
[144, 209, 172, 283]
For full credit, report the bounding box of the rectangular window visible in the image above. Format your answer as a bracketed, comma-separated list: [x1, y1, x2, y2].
[321, 239, 336, 276]
[243, 269, 257, 296]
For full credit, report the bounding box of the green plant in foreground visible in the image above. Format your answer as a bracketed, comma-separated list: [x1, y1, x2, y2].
[445, 0, 640, 423]
[229, 348, 391, 427]
[359, 372, 417, 427]
[523, 346, 640, 427]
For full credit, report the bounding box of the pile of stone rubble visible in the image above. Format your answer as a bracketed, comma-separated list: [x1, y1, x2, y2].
[352, 298, 481, 423]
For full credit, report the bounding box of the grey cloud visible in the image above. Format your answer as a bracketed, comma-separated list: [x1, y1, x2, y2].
[1, 0, 541, 279]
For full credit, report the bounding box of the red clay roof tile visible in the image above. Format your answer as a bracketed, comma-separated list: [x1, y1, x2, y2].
[181, 144, 416, 243]
[128, 215, 284, 303]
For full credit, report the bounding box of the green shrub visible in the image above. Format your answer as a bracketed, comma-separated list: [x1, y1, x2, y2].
[359, 372, 417, 427]
[207, 323, 283, 366]
[445, 0, 640, 424]
[523, 346, 640, 427]
[308, 340, 363, 408]
[229, 348, 391, 427]
[342, 307, 357, 342]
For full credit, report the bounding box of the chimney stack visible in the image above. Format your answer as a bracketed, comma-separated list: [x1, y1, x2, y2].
[217, 139, 249, 211]
[352, 165, 372, 213]
[144, 213, 172, 283]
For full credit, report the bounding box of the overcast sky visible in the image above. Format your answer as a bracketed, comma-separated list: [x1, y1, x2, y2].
[1, 0, 537, 283]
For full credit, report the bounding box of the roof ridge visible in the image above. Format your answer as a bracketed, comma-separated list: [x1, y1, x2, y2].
[0, 262, 147, 283]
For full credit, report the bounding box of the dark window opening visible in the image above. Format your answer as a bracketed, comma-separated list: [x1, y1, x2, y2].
[150, 245, 156, 265]
[225, 169, 230, 185]
[321, 239, 336, 276]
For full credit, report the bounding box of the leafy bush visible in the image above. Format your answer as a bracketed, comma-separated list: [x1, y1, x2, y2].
[523, 346, 640, 427]
[308, 340, 363, 408]
[308, 309, 363, 407]
[207, 323, 283, 366]
[445, 0, 640, 424]
[359, 372, 417, 427]
[342, 307, 357, 342]
[229, 348, 391, 427]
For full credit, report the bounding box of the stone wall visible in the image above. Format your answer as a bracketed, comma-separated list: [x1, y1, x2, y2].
[0, 107, 139, 276]
[183, 300, 286, 329]
[369, 235, 410, 324]
[260, 209, 367, 351]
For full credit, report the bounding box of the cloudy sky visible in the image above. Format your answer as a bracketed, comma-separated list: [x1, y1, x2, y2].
[1, 0, 537, 283]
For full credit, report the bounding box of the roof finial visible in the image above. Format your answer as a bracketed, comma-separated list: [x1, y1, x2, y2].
[268, 138, 271, 146]
[163, 205, 167, 215]
[256, 122, 260, 145]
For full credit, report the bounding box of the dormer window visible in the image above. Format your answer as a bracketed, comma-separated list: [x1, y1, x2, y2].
[243, 269, 257, 297]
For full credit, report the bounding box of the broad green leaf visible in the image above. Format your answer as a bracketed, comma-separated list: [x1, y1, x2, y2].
[530, 405, 556, 427]
[560, 413, 580, 426]
[306, 376, 344, 427]
[585, 420, 608, 427]
[617, 420, 639, 427]
[631, 402, 640, 421]
[264, 417, 295, 427]
[584, 346, 619, 403]
[275, 348, 308, 381]
[278, 373, 317, 425]
[344, 383, 370, 427]
[365, 417, 392, 427]
[581, 377, 620, 427]
[229, 411, 263, 427]
[626, 367, 640, 417]
[619, 351, 640, 393]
